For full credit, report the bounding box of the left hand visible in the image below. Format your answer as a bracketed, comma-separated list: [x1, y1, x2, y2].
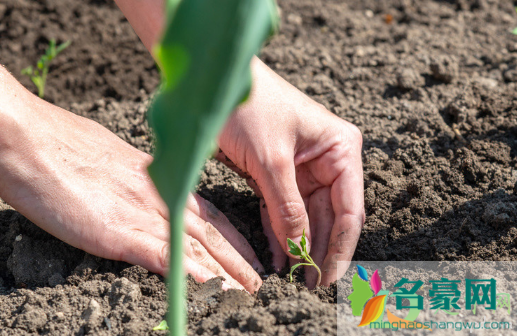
[0, 67, 263, 293]
[217, 58, 365, 288]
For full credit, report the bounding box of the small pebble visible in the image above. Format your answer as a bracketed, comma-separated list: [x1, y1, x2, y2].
[54, 312, 65, 321]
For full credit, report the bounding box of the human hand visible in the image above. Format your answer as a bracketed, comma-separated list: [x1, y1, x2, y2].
[217, 58, 364, 288]
[0, 68, 263, 293]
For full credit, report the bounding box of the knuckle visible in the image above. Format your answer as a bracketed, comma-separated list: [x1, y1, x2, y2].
[315, 102, 327, 111]
[140, 152, 154, 166]
[257, 144, 291, 173]
[187, 237, 208, 263]
[202, 200, 223, 222]
[358, 211, 366, 228]
[267, 154, 291, 173]
[160, 243, 170, 271]
[205, 222, 225, 249]
[343, 122, 363, 150]
[133, 152, 153, 173]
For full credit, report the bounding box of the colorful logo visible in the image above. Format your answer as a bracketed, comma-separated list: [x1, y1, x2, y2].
[348, 265, 429, 330]
[347, 265, 512, 331]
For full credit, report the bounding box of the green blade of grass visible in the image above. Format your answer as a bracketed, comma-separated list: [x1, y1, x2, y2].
[147, 0, 278, 335]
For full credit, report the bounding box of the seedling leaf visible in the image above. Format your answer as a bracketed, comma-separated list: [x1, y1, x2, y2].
[21, 66, 33, 76]
[512, 27, 517, 35]
[286, 229, 321, 287]
[56, 41, 72, 55]
[152, 320, 169, 331]
[21, 38, 70, 98]
[300, 228, 307, 253]
[32, 77, 43, 90]
[287, 238, 302, 256]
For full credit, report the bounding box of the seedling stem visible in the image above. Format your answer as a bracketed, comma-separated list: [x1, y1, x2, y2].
[287, 229, 321, 287]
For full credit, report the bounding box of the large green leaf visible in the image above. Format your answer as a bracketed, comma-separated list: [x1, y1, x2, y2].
[148, 0, 277, 335]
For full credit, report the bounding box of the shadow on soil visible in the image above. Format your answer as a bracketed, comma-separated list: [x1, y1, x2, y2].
[356, 189, 517, 262]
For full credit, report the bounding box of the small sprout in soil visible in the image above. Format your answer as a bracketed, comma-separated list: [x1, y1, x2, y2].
[287, 229, 321, 287]
[21, 39, 71, 98]
[153, 320, 169, 331]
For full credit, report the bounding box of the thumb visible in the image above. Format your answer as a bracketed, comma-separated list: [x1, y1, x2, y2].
[257, 159, 311, 258]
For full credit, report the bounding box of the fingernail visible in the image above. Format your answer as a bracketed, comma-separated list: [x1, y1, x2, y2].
[252, 258, 265, 273]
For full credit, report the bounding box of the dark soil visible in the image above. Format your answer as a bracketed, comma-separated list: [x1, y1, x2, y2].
[1, 0, 517, 334]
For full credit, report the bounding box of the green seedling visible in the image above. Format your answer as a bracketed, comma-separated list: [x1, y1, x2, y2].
[152, 320, 169, 331]
[147, 0, 278, 335]
[21, 39, 71, 98]
[287, 229, 321, 287]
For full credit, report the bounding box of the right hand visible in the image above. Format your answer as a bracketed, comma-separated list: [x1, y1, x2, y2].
[0, 68, 263, 293]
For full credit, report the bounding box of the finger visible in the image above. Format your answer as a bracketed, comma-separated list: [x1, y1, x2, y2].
[214, 151, 262, 197]
[117, 229, 170, 276]
[260, 198, 286, 272]
[108, 169, 170, 222]
[257, 160, 311, 257]
[295, 164, 324, 197]
[246, 177, 262, 197]
[214, 149, 252, 180]
[186, 194, 264, 273]
[184, 200, 263, 293]
[137, 152, 170, 220]
[138, 212, 170, 242]
[183, 211, 262, 292]
[102, 200, 170, 243]
[319, 214, 362, 286]
[321, 163, 364, 286]
[288, 196, 310, 268]
[183, 234, 246, 291]
[305, 187, 334, 289]
[183, 254, 235, 291]
[301, 123, 364, 286]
